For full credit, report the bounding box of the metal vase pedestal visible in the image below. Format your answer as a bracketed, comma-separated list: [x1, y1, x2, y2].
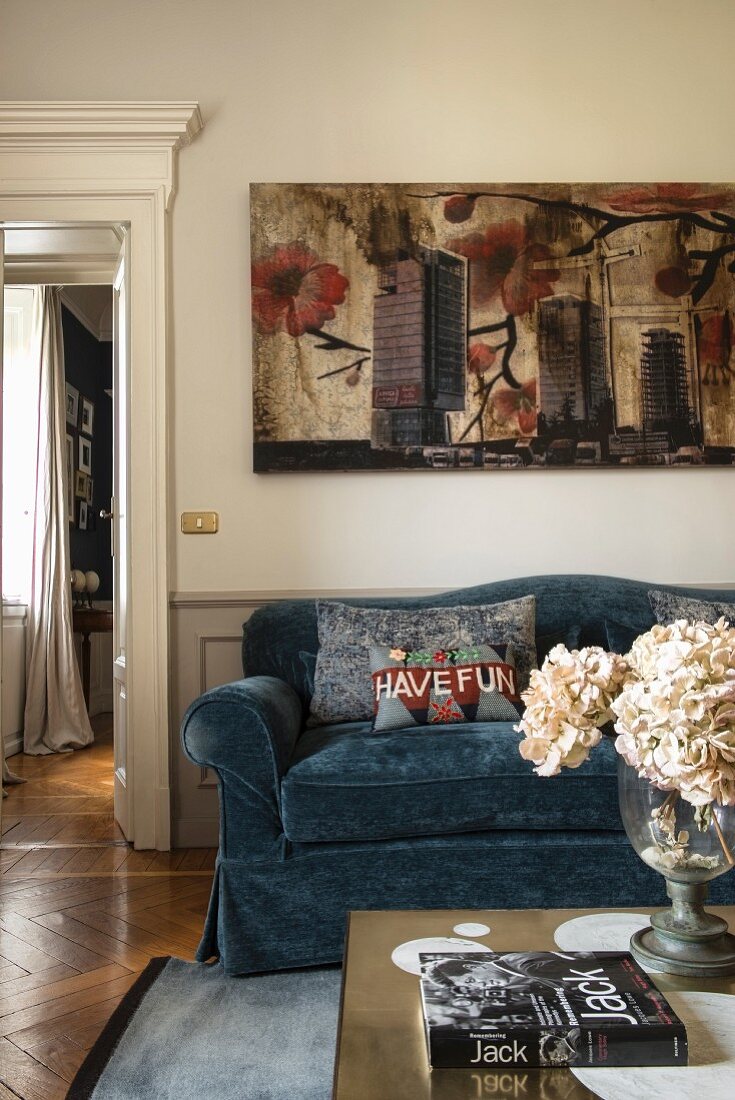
[618, 757, 735, 977]
[631, 880, 735, 977]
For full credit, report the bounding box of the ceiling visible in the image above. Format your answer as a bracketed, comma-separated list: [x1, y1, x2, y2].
[2, 224, 123, 285]
[61, 285, 113, 342]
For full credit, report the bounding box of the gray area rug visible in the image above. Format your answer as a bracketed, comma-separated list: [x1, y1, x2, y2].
[68, 958, 342, 1099]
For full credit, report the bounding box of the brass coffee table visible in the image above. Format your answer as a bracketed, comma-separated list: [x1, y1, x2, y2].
[332, 907, 735, 1099]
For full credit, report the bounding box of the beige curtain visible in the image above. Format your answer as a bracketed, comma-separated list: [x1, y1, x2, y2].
[23, 287, 93, 755]
[2, 757, 24, 796]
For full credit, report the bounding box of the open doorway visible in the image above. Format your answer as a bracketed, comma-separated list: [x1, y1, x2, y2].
[0, 100, 202, 851]
[1, 224, 131, 863]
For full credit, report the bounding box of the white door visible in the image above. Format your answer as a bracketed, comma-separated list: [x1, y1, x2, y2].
[110, 237, 131, 839]
[0, 228, 4, 839]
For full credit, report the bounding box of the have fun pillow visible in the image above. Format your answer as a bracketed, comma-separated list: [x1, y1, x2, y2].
[308, 596, 537, 727]
[369, 642, 522, 733]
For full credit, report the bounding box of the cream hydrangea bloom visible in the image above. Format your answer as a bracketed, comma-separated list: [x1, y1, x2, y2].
[517, 645, 630, 777]
[612, 618, 735, 806]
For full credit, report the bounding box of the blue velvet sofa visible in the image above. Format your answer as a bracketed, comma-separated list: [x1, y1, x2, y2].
[181, 575, 735, 976]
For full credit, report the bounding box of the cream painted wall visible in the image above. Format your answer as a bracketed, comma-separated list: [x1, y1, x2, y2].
[2, 0, 734, 590]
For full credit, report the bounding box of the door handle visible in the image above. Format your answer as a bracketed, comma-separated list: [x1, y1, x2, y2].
[100, 510, 114, 521]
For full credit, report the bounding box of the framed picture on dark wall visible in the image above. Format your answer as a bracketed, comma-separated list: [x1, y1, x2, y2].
[65, 383, 79, 426]
[65, 433, 75, 523]
[78, 501, 89, 531]
[78, 435, 92, 475]
[85, 477, 94, 505]
[75, 470, 88, 498]
[81, 397, 94, 436]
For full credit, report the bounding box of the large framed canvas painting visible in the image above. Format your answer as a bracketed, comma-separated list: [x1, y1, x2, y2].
[250, 183, 735, 471]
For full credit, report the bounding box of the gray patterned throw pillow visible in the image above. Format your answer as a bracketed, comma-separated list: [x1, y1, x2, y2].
[648, 590, 735, 628]
[308, 596, 537, 727]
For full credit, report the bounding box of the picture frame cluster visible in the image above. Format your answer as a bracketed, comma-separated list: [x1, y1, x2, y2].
[65, 381, 95, 528]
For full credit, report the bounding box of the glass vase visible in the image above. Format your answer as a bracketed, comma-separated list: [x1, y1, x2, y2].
[618, 756, 735, 976]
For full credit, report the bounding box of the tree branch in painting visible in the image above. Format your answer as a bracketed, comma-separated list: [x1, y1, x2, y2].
[316, 356, 370, 381]
[415, 186, 735, 297]
[305, 328, 371, 355]
[460, 316, 523, 441]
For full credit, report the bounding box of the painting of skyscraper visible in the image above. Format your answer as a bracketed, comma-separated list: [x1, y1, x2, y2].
[250, 183, 735, 470]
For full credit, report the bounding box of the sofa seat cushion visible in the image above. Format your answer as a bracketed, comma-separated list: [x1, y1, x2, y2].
[281, 721, 622, 843]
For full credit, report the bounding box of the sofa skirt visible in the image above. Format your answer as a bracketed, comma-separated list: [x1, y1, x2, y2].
[197, 831, 735, 976]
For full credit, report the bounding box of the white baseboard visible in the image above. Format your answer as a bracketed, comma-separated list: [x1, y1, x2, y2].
[173, 817, 219, 848]
[3, 733, 23, 759]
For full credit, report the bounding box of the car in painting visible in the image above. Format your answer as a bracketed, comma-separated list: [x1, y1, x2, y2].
[671, 446, 704, 466]
[427, 448, 453, 468]
[546, 438, 577, 466]
[575, 441, 602, 465]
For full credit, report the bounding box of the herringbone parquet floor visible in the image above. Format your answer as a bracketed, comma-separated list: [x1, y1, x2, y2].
[1, 716, 216, 1099]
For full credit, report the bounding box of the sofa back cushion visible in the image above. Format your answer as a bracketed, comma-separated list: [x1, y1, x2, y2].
[241, 576, 735, 711]
[648, 589, 735, 627]
[308, 597, 536, 727]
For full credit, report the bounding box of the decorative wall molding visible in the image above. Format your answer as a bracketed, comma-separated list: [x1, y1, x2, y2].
[6, 256, 118, 285]
[0, 100, 203, 211]
[170, 602, 254, 847]
[0, 101, 203, 149]
[2, 603, 27, 621]
[169, 587, 443, 609]
[196, 632, 242, 790]
[0, 101, 203, 849]
[2, 604, 26, 761]
[4, 734, 23, 758]
[169, 581, 735, 611]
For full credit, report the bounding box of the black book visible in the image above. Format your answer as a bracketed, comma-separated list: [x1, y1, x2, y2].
[419, 951, 687, 1069]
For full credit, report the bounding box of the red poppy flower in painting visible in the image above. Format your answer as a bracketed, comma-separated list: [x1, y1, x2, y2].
[467, 342, 498, 376]
[492, 378, 537, 435]
[443, 195, 477, 224]
[655, 265, 691, 298]
[604, 183, 734, 214]
[251, 242, 349, 337]
[698, 313, 733, 367]
[450, 221, 560, 316]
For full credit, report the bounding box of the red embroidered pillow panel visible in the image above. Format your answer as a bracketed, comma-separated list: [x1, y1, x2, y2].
[369, 642, 521, 732]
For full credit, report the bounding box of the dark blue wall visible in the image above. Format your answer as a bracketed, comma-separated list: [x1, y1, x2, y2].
[62, 305, 113, 601]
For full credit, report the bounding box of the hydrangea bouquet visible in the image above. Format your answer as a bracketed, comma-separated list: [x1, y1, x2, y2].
[518, 619, 735, 976]
[518, 620, 735, 874]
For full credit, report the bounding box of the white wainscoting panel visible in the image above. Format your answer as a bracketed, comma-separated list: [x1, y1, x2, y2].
[2, 604, 27, 759]
[170, 599, 259, 847]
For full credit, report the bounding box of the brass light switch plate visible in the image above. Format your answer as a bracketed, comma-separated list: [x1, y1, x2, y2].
[181, 511, 219, 534]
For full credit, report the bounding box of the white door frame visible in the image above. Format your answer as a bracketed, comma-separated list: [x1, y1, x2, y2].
[0, 103, 203, 849]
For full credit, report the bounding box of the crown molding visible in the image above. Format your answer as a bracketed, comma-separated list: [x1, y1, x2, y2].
[0, 101, 203, 149]
[0, 101, 203, 211]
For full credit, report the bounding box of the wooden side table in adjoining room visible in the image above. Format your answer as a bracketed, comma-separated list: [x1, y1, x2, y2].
[72, 606, 113, 709]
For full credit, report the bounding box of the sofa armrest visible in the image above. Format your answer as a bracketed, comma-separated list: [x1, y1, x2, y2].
[181, 676, 303, 859]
